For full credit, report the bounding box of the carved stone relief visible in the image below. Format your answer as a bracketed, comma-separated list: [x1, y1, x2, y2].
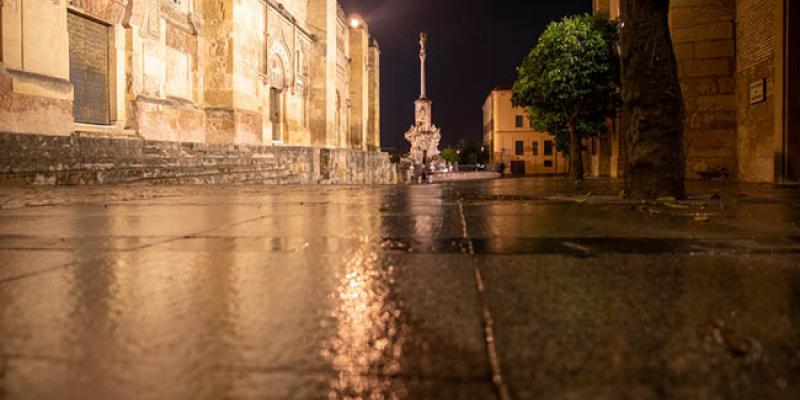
[146, 0, 160, 36]
[69, 0, 128, 24]
[269, 40, 292, 90]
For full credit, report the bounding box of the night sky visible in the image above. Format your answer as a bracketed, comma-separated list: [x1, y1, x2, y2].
[339, 0, 591, 152]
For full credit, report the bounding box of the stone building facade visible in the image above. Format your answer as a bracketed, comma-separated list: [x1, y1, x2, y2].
[0, 0, 390, 184]
[483, 85, 569, 176]
[593, 0, 800, 183]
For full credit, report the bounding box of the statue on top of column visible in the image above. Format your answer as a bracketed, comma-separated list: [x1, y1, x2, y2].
[404, 31, 443, 181]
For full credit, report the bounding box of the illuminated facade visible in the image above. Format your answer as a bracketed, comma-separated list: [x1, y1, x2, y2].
[0, 0, 381, 151]
[483, 85, 569, 176]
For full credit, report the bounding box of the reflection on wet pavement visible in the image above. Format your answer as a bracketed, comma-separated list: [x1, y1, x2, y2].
[324, 233, 406, 396]
[0, 178, 799, 399]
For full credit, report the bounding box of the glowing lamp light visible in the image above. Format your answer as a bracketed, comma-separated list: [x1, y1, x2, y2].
[349, 15, 364, 29]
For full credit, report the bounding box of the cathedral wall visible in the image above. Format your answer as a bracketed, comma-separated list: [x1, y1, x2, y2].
[597, 0, 785, 182]
[735, 0, 782, 182]
[130, 0, 205, 143]
[334, 7, 349, 149]
[367, 42, 381, 151]
[348, 26, 369, 150]
[306, 0, 337, 147]
[1, 0, 78, 136]
[671, 0, 738, 180]
[223, 0, 264, 145]
[263, 3, 313, 146]
[233, 0, 266, 114]
[0, 0, 381, 166]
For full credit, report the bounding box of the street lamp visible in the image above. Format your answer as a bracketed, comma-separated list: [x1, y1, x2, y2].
[349, 15, 364, 29]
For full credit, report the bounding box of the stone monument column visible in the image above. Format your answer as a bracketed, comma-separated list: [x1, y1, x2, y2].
[405, 32, 442, 173]
[420, 32, 427, 99]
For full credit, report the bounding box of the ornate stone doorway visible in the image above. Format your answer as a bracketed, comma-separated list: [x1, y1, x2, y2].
[67, 12, 111, 125]
[270, 88, 282, 142]
[269, 57, 286, 142]
[787, 0, 800, 180]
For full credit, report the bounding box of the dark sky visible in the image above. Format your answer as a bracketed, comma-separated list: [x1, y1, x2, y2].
[339, 0, 591, 152]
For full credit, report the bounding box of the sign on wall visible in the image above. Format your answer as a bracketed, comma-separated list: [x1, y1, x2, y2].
[749, 79, 767, 105]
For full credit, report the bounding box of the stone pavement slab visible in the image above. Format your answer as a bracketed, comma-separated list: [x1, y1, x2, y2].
[0, 178, 799, 399]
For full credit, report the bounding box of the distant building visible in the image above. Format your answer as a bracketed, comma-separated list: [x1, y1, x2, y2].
[483, 85, 568, 175]
[593, 0, 800, 183]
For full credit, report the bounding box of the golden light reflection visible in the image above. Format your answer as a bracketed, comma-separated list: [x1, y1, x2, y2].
[410, 185, 444, 249]
[323, 234, 405, 399]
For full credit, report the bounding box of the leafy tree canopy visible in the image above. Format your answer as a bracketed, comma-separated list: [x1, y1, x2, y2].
[528, 108, 608, 155]
[512, 14, 620, 176]
[455, 138, 488, 165]
[441, 147, 459, 164]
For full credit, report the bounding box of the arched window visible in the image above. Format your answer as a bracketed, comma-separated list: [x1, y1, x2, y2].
[270, 57, 285, 90]
[270, 57, 286, 143]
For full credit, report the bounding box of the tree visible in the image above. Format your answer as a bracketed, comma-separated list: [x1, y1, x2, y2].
[456, 138, 482, 165]
[441, 147, 459, 164]
[513, 14, 621, 180]
[620, 0, 685, 198]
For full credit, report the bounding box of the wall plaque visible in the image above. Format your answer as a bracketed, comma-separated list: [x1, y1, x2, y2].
[749, 79, 766, 105]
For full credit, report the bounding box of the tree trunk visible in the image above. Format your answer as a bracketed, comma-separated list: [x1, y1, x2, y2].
[568, 121, 584, 181]
[620, 0, 685, 199]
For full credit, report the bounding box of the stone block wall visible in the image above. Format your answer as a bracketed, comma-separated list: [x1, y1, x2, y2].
[318, 148, 397, 185]
[736, 0, 780, 182]
[0, 68, 74, 137]
[368, 41, 381, 151]
[0, 1, 74, 137]
[348, 26, 369, 150]
[597, 0, 790, 182]
[130, 96, 207, 143]
[0, 132, 397, 186]
[670, 0, 738, 180]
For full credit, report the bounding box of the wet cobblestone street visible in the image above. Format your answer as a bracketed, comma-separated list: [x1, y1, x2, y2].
[1, 178, 799, 400]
